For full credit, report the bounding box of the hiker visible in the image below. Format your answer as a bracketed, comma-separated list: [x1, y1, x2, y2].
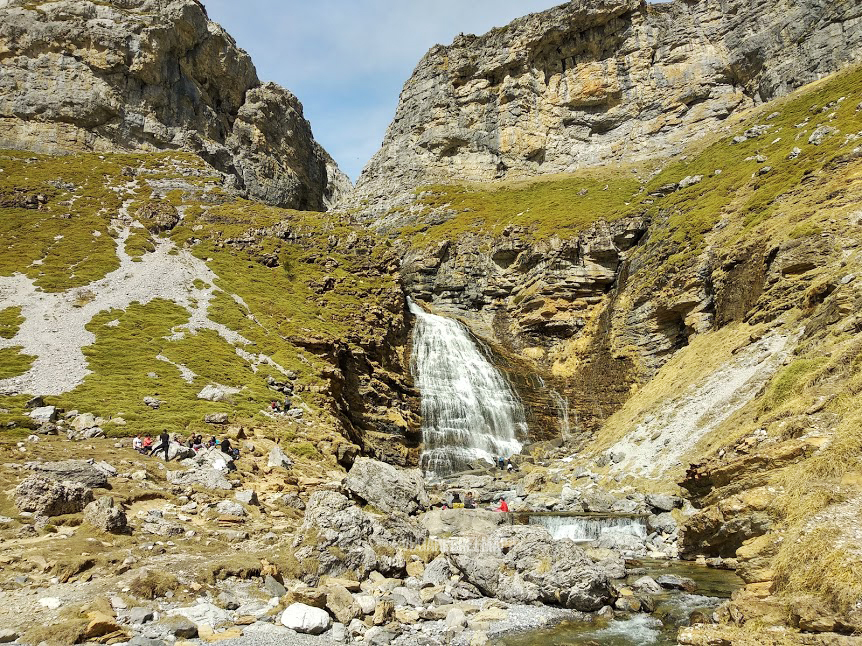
[151, 429, 170, 461]
[464, 491, 476, 509]
[506, 459, 516, 472]
[132, 434, 143, 452]
[495, 497, 509, 513]
[220, 436, 232, 455]
[284, 396, 291, 411]
[193, 434, 203, 452]
[497, 456, 505, 470]
[207, 436, 217, 448]
[141, 434, 153, 453]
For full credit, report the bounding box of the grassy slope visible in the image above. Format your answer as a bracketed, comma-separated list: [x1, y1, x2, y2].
[0, 151, 397, 461]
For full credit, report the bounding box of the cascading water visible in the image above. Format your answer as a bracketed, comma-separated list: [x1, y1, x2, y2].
[549, 389, 571, 440]
[528, 514, 648, 542]
[409, 299, 526, 476]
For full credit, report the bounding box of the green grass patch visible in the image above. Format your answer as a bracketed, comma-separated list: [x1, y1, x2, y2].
[0, 346, 35, 379]
[404, 170, 642, 245]
[759, 358, 829, 413]
[125, 228, 155, 259]
[0, 306, 24, 339]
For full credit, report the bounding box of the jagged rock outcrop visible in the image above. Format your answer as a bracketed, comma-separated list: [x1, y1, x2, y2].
[350, 0, 862, 218]
[0, 0, 350, 210]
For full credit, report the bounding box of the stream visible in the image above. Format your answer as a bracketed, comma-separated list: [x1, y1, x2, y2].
[499, 560, 742, 646]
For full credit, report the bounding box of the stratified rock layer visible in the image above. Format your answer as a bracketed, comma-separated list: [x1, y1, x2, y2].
[0, 0, 350, 210]
[351, 0, 862, 218]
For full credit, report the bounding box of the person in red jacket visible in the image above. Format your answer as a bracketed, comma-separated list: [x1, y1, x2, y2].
[496, 497, 509, 512]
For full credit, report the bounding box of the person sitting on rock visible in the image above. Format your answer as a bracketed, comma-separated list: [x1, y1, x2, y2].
[141, 434, 153, 453]
[220, 436, 232, 455]
[192, 434, 204, 452]
[495, 497, 509, 513]
[132, 434, 143, 452]
[506, 459, 516, 472]
[207, 436, 217, 448]
[464, 492, 476, 509]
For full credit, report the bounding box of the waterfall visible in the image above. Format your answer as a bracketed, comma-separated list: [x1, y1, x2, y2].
[528, 515, 648, 542]
[409, 300, 526, 476]
[550, 390, 571, 440]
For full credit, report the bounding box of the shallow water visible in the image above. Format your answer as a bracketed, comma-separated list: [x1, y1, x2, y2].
[499, 560, 742, 646]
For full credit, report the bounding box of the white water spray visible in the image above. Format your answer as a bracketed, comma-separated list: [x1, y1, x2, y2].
[409, 300, 525, 476]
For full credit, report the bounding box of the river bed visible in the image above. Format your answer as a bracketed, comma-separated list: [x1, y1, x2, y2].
[499, 559, 742, 646]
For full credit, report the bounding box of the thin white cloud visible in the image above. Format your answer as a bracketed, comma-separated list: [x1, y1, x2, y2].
[202, 1, 566, 179]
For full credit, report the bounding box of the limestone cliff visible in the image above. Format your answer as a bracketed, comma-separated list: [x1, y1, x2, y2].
[0, 0, 351, 210]
[350, 0, 862, 220]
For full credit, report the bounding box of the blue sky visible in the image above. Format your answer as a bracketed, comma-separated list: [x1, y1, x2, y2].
[202, 1, 564, 182]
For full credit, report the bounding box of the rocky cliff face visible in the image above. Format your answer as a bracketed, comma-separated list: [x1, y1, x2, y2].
[0, 0, 351, 210]
[350, 0, 862, 217]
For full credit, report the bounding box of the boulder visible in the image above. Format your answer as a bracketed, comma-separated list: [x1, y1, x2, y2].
[71, 413, 98, 432]
[344, 457, 429, 515]
[197, 385, 229, 402]
[632, 576, 663, 594]
[422, 556, 457, 586]
[15, 475, 93, 516]
[264, 575, 287, 598]
[188, 447, 232, 471]
[166, 468, 232, 491]
[280, 603, 331, 635]
[656, 574, 697, 592]
[128, 607, 154, 624]
[167, 442, 195, 461]
[421, 509, 507, 536]
[449, 525, 611, 611]
[235, 490, 259, 506]
[84, 496, 129, 534]
[645, 494, 681, 512]
[267, 445, 293, 469]
[205, 412, 229, 425]
[26, 459, 108, 488]
[215, 500, 246, 517]
[326, 585, 359, 624]
[29, 406, 57, 424]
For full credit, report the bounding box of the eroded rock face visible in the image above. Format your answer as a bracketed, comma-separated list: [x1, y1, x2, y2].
[15, 474, 94, 516]
[294, 490, 428, 583]
[344, 457, 429, 515]
[0, 0, 349, 210]
[350, 0, 862, 216]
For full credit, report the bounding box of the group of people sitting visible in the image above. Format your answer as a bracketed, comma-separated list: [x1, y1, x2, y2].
[132, 430, 238, 461]
[269, 398, 291, 413]
[443, 491, 509, 512]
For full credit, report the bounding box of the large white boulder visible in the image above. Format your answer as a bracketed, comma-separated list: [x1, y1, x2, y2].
[280, 603, 331, 635]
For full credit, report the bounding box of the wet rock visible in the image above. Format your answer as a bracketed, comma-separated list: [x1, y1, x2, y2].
[15, 474, 93, 516]
[84, 496, 129, 534]
[632, 576, 663, 594]
[280, 603, 331, 634]
[656, 574, 698, 592]
[344, 457, 429, 515]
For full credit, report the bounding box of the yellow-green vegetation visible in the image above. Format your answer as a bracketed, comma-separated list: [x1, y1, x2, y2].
[0, 150, 216, 291]
[1, 148, 401, 443]
[399, 64, 862, 278]
[404, 170, 643, 244]
[124, 228, 155, 259]
[0, 346, 36, 379]
[128, 569, 180, 599]
[0, 306, 24, 339]
[758, 358, 829, 413]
